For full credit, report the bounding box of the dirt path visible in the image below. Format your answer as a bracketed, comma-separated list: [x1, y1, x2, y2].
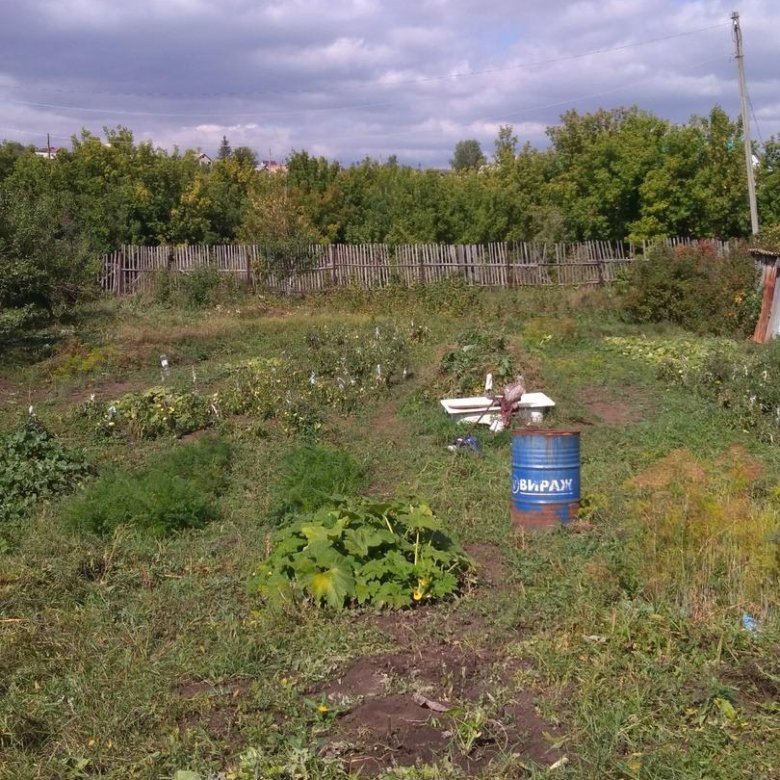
[314, 544, 566, 776]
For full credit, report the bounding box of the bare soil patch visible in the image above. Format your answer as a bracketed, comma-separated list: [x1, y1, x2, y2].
[332, 694, 446, 775]
[465, 543, 509, 590]
[69, 379, 148, 405]
[0, 378, 21, 397]
[316, 541, 563, 775]
[0, 378, 42, 408]
[318, 646, 563, 775]
[369, 398, 411, 445]
[578, 385, 651, 426]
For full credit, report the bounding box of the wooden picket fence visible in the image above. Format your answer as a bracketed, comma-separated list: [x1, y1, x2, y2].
[99, 238, 735, 296]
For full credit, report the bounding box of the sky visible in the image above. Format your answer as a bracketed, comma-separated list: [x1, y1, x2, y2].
[0, 0, 778, 167]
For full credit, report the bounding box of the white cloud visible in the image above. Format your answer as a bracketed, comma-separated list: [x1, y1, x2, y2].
[1, 0, 778, 164]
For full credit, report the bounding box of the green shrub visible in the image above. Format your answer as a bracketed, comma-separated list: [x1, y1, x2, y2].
[253, 496, 473, 610]
[0, 416, 93, 522]
[0, 304, 45, 341]
[409, 275, 481, 315]
[154, 266, 240, 308]
[269, 445, 367, 524]
[621, 242, 760, 336]
[754, 224, 780, 254]
[62, 437, 232, 536]
[156, 435, 233, 495]
[438, 329, 517, 395]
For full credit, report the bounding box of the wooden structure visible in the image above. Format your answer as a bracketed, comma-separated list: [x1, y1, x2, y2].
[100, 241, 635, 296]
[99, 238, 736, 297]
[751, 248, 780, 343]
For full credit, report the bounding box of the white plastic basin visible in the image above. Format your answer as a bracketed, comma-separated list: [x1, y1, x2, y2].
[440, 393, 555, 426]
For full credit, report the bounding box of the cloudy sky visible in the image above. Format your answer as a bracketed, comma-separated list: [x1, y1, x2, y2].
[0, 0, 777, 167]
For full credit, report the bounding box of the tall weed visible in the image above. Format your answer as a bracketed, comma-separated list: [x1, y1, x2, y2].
[268, 444, 367, 524]
[62, 437, 232, 536]
[626, 447, 779, 622]
[154, 266, 242, 308]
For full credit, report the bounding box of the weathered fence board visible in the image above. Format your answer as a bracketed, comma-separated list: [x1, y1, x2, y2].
[99, 238, 735, 296]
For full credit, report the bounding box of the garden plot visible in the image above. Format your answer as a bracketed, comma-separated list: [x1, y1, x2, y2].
[0, 293, 778, 780]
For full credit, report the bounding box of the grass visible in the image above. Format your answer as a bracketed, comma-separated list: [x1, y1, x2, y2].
[0, 287, 778, 779]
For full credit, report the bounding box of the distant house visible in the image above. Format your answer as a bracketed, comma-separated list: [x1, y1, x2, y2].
[195, 151, 213, 166]
[256, 159, 287, 174]
[34, 147, 62, 159]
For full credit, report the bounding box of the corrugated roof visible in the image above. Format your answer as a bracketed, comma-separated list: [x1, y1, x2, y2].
[749, 248, 780, 258]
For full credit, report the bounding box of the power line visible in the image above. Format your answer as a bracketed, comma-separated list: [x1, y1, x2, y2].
[1, 55, 728, 148]
[0, 126, 71, 142]
[495, 55, 728, 124]
[748, 93, 764, 146]
[0, 20, 731, 117]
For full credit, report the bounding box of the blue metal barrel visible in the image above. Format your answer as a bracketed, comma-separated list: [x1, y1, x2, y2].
[511, 430, 580, 530]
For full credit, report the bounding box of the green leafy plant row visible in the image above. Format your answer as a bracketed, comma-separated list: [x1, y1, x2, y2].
[0, 415, 94, 523]
[62, 436, 232, 536]
[77, 386, 215, 439]
[76, 323, 412, 439]
[605, 335, 780, 437]
[253, 497, 473, 610]
[603, 335, 738, 384]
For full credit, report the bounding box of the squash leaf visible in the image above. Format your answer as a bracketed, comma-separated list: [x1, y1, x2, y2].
[303, 565, 355, 609]
[405, 502, 443, 532]
[344, 527, 394, 557]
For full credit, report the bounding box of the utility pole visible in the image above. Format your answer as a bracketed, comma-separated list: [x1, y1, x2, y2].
[732, 11, 760, 235]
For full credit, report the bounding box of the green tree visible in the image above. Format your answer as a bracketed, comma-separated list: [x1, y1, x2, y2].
[632, 107, 749, 238]
[450, 139, 486, 171]
[286, 150, 342, 241]
[493, 125, 518, 168]
[232, 146, 259, 169]
[546, 107, 668, 240]
[241, 174, 320, 282]
[756, 136, 780, 227]
[217, 136, 232, 161]
[0, 155, 94, 313]
[0, 141, 34, 182]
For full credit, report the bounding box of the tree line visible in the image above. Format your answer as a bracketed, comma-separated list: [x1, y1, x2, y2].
[1, 105, 779, 320]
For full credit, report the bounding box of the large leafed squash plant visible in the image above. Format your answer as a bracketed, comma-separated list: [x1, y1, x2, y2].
[253, 497, 473, 610]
